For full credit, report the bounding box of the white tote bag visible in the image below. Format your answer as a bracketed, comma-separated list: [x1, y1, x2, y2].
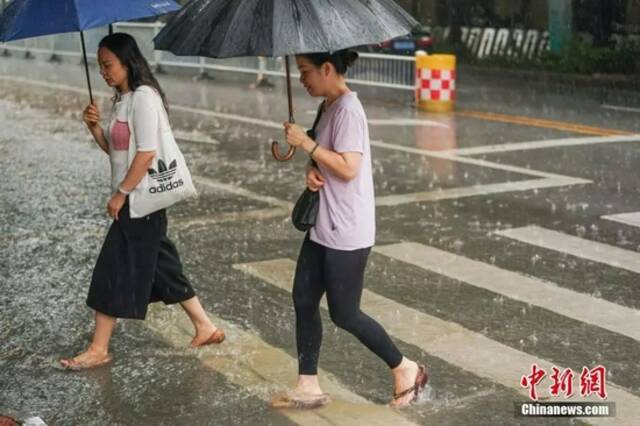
[126, 86, 197, 218]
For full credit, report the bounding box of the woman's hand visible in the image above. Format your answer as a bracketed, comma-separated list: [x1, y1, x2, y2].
[107, 192, 126, 220]
[283, 122, 311, 147]
[306, 166, 325, 192]
[83, 103, 101, 129]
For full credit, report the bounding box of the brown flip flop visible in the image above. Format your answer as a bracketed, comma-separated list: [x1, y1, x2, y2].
[191, 329, 225, 347]
[392, 364, 428, 406]
[60, 354, 113, 371]
[0, 415, 19, 426]
[270, 392, 331, 410]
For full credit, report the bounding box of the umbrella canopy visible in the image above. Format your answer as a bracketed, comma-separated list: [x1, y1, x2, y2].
[154, 0, 417, 58]
[154, 0, 417, 161]
[0, 0, 181, 102]
[0, 0, 180, 41]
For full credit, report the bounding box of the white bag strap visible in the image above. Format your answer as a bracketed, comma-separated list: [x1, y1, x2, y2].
[126, 92, 136, 167]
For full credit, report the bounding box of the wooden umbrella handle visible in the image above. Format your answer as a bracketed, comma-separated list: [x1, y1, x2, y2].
[271, 142, 296, 161]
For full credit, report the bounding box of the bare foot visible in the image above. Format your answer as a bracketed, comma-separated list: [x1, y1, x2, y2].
[270, 391, 331, 409]
[190, 325, 225, 347]
[390, 360, 425, 408]
[60, 345, 112, 370]
[271, 375, 328, 409]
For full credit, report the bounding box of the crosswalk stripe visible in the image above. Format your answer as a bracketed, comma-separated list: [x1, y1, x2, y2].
[234, 258, 640, 425]
[367, 118, 449, 128]
[437, 135, 640, 156]
[601, 104, 640, 114]
[495, 225, 640, 275]
[369, 139, 587, 180]
[374, 177, 588, 206]
[192, 176, 293, 210]
[373, 242, 640, 341]
[173, 130, 220, 145]
[601, 212, 640, 228]
[145, 305, 417, 426]
[172, 207, 289, 231]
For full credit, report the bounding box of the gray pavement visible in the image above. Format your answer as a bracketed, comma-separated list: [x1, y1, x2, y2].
[1, 54, 639, 425]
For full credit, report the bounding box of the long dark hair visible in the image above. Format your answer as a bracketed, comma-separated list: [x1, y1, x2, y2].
[98, 33, 168, 110]
[299, 49, 359, 75]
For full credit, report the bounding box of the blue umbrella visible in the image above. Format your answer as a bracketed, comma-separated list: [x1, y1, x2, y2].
[0, 0, 181, 102]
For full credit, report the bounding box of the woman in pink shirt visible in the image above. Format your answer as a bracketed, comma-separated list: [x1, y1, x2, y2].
[275, 50, 428, 409]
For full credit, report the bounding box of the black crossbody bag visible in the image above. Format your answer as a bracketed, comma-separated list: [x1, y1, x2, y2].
[291, 102, 325, 232]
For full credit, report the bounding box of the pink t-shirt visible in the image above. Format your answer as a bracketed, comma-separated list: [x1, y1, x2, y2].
[309, 92, 376, 251]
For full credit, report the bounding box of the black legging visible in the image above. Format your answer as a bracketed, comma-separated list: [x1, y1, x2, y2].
[293, 235, 404, 375]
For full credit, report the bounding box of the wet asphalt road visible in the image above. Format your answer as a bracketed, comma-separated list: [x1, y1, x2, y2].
[1, 54, 640, 426]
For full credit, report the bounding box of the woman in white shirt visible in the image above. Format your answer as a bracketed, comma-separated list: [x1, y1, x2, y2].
[60, 33, 224, 370]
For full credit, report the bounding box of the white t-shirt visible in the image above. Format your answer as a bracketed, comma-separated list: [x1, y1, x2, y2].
[105, 87, 159, 192]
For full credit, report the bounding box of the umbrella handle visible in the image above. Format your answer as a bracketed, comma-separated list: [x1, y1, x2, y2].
[271, 141, 296, 162]
[270, 55, 296, 162]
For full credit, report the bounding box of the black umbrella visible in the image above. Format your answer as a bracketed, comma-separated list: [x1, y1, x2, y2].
[154, 0, 418, 161]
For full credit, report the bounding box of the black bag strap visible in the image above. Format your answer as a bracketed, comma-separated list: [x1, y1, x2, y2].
[307, 101, 325, 168]
[306, 101, 325, 140]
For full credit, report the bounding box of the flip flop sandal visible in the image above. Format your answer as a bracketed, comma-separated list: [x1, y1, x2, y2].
[0, 415, 19, 426]
[191, 329, 226, 347]
[392, 364, 429, 406]
[270, 392, 331, 410]
[60, 355, 113, 371]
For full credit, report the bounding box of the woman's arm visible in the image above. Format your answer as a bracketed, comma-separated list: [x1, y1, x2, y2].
[285, 123, 362, 181]
[119, 151, 156, 192]
[83, 103, 109, 154]
[88, 125, 109, 154]
[107, 150, 156, 220]
[303, 137, 361, 181]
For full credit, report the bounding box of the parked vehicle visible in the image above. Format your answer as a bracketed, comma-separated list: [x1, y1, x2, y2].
[361, 25, 434, 55]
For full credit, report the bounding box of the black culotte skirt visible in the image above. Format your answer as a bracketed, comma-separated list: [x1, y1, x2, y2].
[86, 199, 196, 320]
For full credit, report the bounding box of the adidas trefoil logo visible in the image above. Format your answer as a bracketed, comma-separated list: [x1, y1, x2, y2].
[147, 158, 184, 194]
[148, 159, 178, 182]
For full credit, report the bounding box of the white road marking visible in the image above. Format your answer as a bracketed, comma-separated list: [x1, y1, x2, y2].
[172, 208, 290, 231]
[192, 175, 292, 210]
[601, 212, 640, 228]
[496, 225, 640, 275]
[374, 242, 640, 341]
[437, 135, 640, 156]
[375, 177, 589, 207]
[602, 104, 640, 114]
